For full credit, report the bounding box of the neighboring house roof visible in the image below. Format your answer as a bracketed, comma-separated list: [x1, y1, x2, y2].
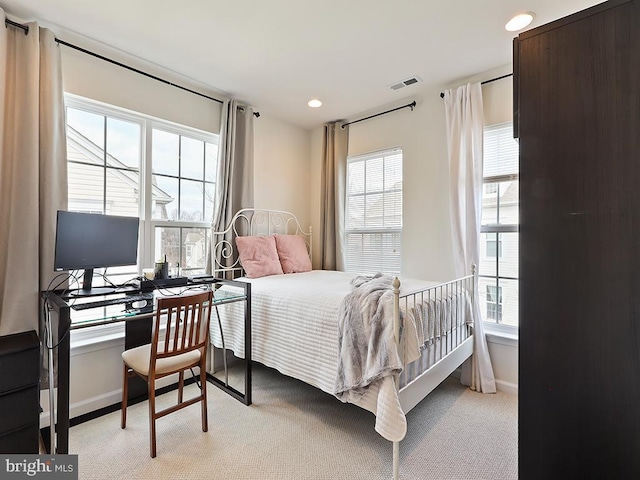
[483, 181, 519, 208]
[66, 126, 173, 205]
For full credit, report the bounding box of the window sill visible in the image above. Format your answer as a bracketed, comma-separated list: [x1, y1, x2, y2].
[483, 322, 518, 348]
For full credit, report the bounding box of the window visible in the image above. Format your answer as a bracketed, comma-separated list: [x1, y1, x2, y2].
[65, 95, 219, 288]
[486, 285, 503, 322]
[484, 183, 498, 195]
[344, 148, 402, 275]
[479, 123, 518, 327]
[150, 127, 217, 278]
[486, 235, 503, 258]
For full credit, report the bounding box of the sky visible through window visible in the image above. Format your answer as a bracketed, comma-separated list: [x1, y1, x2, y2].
[67, 107, 217, 223]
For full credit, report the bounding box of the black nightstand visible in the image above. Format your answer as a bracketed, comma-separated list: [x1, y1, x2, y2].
[0, 330, 40, 453]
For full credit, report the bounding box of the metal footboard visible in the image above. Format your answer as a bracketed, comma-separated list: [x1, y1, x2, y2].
[391, 268, 476, 480]
[397, 271, 475, 389]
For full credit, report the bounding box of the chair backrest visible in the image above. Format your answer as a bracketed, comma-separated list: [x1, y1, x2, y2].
[150, 290, 213, 365]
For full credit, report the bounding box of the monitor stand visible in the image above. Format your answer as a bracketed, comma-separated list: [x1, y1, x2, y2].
[69, 268, 116, 297]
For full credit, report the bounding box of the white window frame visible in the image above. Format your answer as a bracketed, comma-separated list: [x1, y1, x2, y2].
[147, 121, 216, 277]
[480, 122, 519, 337]
[486, 285, 503, 322]
[344, 147, 403, 276]
[64, 94, 218, 343]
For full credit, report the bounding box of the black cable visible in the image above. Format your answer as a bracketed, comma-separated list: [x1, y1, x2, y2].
[97, 270, 118, 288]
[41, 272, 78, 351]
[189, 368, 202, 390]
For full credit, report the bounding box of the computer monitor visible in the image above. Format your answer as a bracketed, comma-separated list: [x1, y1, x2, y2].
[54, 211, 140, 296]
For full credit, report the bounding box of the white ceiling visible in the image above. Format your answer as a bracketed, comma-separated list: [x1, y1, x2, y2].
[1, 0, 603, 130]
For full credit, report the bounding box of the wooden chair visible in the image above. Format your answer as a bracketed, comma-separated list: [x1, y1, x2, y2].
[121, 290, 213, 457]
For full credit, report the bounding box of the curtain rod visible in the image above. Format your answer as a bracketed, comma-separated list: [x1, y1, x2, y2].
[54, 38, 224, 105]
[341, 101, 416, 129]
[5, 17, 28, 34]
[439, 73, 513, 98]
[3, 17, 259, 113]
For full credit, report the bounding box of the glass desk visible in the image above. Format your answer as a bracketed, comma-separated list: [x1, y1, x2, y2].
[43, 277, 251, 454]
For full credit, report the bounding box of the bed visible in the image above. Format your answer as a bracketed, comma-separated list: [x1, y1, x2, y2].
[209, 209, 476, 479]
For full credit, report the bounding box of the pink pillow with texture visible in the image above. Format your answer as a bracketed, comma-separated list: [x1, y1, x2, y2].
[236, 235, 284, 278]
[274, 234, 312, 274]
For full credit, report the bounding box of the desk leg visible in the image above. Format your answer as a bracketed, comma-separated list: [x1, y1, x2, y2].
[213, 305, 228, 386]
[245, 283, 252, 405]
[206, 282, 252, 406]
[57, 308, 71, 454]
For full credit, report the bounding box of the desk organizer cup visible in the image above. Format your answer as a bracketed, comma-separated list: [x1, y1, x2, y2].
[143, 268, 155, 280]
[154, 260, 168, 280]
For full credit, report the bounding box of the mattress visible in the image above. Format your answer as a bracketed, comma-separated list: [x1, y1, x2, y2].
[210, 270, 354, 395]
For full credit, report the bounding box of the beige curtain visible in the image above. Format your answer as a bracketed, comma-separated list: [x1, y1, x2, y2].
[444, 83, 496, 394]
[320, 122, 349, 270]
[0, 14, 67, 338]
[210, 99, 254, 274]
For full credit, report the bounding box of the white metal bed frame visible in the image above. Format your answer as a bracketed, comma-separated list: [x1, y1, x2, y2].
[211, 209, 475, 480]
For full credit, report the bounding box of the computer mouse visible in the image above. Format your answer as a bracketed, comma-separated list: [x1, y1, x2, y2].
[131, 300, 148, 310]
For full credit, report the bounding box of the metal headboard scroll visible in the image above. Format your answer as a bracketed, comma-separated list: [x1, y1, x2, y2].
[212, 208, 312, 279]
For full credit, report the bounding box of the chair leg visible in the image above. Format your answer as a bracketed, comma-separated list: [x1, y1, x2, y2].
[178, 371, 184, 404]
[148, 379, 157, 458]
[121, 363, 129, 429]
[200, 363, 208, 432]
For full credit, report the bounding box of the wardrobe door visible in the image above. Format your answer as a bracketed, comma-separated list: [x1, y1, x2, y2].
[517, 1, 640, 478]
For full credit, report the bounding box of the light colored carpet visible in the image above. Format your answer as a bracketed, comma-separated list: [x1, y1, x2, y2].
[70, 364, 517, 480]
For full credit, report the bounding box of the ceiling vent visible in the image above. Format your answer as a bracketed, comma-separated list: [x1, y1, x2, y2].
[389, 76, 423, 91]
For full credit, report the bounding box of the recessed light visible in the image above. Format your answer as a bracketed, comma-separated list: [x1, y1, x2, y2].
[505, 12, 535, 32]
[308, 99, 323, 108]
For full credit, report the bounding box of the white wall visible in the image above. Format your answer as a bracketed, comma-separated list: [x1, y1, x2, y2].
[60, 31, 221, 134]
[253, 115, 311, 230]
[348, 94, 454, 281]
[310, 65, 518, 393]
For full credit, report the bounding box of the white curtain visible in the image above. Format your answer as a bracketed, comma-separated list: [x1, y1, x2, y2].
[320, 122, 349, 270]
[444, 83, 496, 394]
[210, 99, 254, 273]
[0, 14, 67, 338]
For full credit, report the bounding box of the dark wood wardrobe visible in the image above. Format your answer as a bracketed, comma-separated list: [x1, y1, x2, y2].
[515, 0, 640, 478]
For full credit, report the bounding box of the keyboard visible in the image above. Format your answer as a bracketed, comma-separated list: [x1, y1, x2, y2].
[70, 294, 154, 311]
[188, 275, 216, 283]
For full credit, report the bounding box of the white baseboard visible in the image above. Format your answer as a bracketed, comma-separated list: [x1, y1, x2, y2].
[39, 374, 182, 428]
[452, 367, 517, 395]
[40, 388, 121, 428]
[495, 379, 518, 396]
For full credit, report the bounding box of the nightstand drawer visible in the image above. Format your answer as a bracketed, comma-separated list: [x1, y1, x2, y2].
[0, 385, 39, 434]
[0, 330, 39, 393]
[0, 423, 39, 454]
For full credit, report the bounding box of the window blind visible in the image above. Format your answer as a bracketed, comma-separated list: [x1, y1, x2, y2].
[345, 148, 402, 275]
[483, 123, 518, 178]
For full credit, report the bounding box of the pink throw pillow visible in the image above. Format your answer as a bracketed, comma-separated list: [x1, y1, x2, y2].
[236, 236, 284, 278]
[274, 234, 312, 274]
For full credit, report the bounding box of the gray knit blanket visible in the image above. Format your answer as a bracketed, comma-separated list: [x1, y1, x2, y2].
[334, 274, 402, 403]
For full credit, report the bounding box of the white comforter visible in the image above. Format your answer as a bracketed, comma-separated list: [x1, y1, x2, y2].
[210, 270, 430, 441]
